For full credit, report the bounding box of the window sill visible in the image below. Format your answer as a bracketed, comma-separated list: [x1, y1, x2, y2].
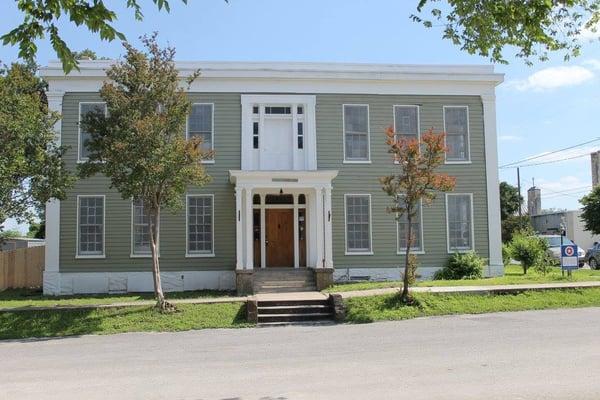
[201, 160, 215, 164]
[447, 248, 474, 254]
[343, 160, 372, 164]
[345, 251, 374, 256]
[186, 253, 216, 258]
[445, 160, 472, 165]
[397, 250, 425, 255]
[130, 254, 158, 258]
[75, 255, 106, 259]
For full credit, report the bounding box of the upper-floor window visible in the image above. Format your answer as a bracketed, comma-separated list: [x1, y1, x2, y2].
[343, 105, 370, 162]
[131, 199, 157, 257]
[188, 103, 214, 159]
[394, 105, 419, 142]
[345, 194, 372, 254]
[446, 193, 474, 252]
[77, 195, 105, 257]
[79, 102, 106, 162]
[397, 197, 424, 253]
[444, 106, 470, 162]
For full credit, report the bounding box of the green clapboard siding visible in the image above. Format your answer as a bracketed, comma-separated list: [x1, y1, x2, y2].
[59, 92, 488, 273]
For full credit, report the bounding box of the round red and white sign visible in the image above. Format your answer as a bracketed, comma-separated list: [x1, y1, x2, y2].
[564, 246, 575, 257]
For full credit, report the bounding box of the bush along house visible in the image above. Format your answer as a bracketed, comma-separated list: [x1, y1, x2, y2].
[41, 61, 504, 295]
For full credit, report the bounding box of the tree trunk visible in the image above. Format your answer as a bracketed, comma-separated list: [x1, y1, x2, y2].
[400, 214, 413, 303]
[148, 207, 173, 312]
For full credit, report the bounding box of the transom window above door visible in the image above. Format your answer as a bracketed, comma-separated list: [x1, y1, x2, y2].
[241, 95, 317, 171]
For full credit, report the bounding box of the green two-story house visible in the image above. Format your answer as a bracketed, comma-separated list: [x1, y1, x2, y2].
[41, 61, 504, 295]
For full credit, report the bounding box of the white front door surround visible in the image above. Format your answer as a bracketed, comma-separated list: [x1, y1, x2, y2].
[230, 170, 337, 271]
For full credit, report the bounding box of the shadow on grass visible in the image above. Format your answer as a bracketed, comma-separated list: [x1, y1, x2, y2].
[0, 306, 150, 341]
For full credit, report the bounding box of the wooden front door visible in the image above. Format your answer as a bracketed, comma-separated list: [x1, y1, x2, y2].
[266, 209, 294, 267]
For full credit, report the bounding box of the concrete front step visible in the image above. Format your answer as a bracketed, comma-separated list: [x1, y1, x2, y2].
[253, 269, 317, 294]
[257, 287, 318, 293]
[258, 304, 332, 315]
[255, 297, 334, 324]
[258, 312, 333, 323]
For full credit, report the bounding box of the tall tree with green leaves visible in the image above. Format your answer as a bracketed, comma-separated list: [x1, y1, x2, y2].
[580, 186, 600, 234]
[79, 34, 211, 311]
[499, 181, 522, 220]
[0, 62, 73, 234]
[380, 127, 456, 302]
[2, 1, 598, 72]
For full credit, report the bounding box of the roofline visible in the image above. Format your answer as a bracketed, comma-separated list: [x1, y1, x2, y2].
[40, 60, 504, 85]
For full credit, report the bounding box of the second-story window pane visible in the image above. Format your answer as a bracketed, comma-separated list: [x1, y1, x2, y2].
[344, 105, 369, 161]
[188, 104, 214, 154]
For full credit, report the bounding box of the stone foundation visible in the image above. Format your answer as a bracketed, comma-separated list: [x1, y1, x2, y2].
[313, 267, 334, 290]
[236, 270, 254, 296]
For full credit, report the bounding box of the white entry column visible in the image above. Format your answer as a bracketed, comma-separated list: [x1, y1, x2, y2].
[314, 186, 325, 268]
[244, 187, 254, 270]
[323, 187, 333, 268]
[235, 187, 243, 270]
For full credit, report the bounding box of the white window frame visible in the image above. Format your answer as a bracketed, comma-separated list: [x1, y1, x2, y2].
[185, 194, 215, 258]
[75, 194, 106, 259]
[186, 103, 215, 164]
[396, 197, 425, 255]
[393, 105, 421, 141]
[445, 193, 475, 253]
[130, 200, 159, 258]
[443, 105, 471, 164]
[344, 193, 373, 255]
[342, 104, 371, 164]
[78, 102, 107, 163]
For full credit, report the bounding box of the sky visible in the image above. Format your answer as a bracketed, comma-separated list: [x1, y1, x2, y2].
[2, 0, 599, 233]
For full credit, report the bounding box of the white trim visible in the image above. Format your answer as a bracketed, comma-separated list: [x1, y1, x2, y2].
[445, 193, 475, 253]
[185, 194, 215, 257]
[443, 105, 471, 164]
[344, 193, 374, 256]
[396, 197, 425, 255]
[75, 195, 106, 259]
[482, 94, 503, 273]
[77, 102, 107, 163]
[186, 103, 215, 164]
[129, 200, 160, 258]
[342, 104, 371, 163]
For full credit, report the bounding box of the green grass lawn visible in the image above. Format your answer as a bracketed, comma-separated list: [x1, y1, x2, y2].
[326, 264, 600, 293]
[344, 288, 600, 323]
[0, 302, 252, 340]
[0, 288, 238, 309]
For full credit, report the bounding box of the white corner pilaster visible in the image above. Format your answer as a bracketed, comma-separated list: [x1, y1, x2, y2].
[482, 93, 503, 275]
[324, 187, 333, 268]
[244, 187, 254, 270]
[235, 187, 243, 270]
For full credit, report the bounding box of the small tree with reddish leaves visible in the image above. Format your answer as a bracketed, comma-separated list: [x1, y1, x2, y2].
[380, 127, 456, 302]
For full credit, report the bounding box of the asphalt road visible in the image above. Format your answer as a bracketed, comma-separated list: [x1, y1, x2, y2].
[2, 308, 600, 400]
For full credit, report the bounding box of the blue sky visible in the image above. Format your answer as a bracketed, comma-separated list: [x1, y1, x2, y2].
[2, 0, 599, 233]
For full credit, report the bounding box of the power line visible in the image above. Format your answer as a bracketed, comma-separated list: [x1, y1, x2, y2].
[502, 153, 591, 169]
[499, 137, 600, 169]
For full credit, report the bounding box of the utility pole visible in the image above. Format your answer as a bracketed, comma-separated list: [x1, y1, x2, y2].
[517, 167, 522, 217]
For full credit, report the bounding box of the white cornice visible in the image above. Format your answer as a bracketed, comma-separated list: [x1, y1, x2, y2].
[40, 60, 503, 95]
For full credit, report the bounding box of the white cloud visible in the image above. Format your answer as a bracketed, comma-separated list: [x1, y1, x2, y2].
[580, 23, 600, 40]
[498, 135, 523, 142]
[509, 66, 595, 92]
[583, 59, 600, 71]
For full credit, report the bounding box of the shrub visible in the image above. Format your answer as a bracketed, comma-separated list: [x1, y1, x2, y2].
[502, 215, 533, 243]
[434, 251, 485, 280]
[401, 254, 420, 285]
[509, 231, 548, 274]
[502, 244, 512, 266]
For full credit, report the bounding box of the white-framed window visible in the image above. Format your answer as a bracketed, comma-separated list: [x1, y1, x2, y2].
[131, 199, 157, 257]
[397, 197, 424, 254]
[187, 103, 214, 161]
[394, 105, 420, 142]
[343, 104, 370, 162]
[76, 195, 105, 258]
[78, 102, 107, 162]
[344, 194, 373, 254]
[446, 193, 474, 252]
[186, 194, 214, 257]
[443, 106, 470, 163]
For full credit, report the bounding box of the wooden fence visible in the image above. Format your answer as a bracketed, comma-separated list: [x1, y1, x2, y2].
[0, 246, 44, 290]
